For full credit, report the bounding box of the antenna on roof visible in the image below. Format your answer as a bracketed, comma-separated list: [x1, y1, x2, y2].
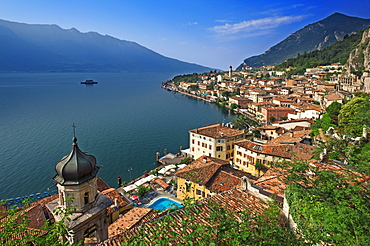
[72, 123, 77, 138]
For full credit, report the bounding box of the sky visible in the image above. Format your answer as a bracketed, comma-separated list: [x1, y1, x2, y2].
[0, 0, 369, 70]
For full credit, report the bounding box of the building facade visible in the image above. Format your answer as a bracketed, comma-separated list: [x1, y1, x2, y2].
[47, 137, 113, 245]
[187, 123, 246, 161]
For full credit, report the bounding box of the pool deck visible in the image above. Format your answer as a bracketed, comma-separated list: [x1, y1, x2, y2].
[137, 189, 182, 208]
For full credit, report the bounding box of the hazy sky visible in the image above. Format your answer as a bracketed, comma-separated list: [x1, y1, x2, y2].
[0, 0, 369, 69]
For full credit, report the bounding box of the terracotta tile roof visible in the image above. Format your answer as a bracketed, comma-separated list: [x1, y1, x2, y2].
[100, 188, 268, 245]
[268, 129, 312, 145]
[275, 118, 314, 124]
[97, 177, 111, 192]
[189, 123, 245, 139]
[108, 207, 158, 238]
[154, 179, 170, 189]
[0, 204, 7, 219]
[324, 93, 342, 101]
[207, 169, 256, 193]
[235, 139, 315, 161]
[0, 195, 59, 243]
[257, 125, 280, 130]
[175, 156, 255, 194]
[101, 188, 128, 214]
[174, 156, 229, 185]
[254, 168, 287, 197]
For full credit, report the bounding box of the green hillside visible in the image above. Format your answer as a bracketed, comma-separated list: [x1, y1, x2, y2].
[274, 28, 365, 72]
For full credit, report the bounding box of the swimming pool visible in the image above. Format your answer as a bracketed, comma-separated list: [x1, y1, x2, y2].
[146, 197, 182, 211]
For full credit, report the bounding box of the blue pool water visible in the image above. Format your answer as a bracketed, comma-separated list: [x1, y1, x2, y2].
[146, 198, 182, 210]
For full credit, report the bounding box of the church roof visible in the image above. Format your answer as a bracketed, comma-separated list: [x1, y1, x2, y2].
[53, 137, 99, 185]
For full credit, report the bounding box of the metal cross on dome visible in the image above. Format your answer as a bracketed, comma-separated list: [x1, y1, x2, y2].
[72, 123, 77, 138]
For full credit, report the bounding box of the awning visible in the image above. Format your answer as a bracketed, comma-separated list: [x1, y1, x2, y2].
[134, 178, 148, 187]
[177, 164, 187, 169]
[134, 175, 157, 187]
[122, 184, 138, 192]
[158, 164, 177, 174]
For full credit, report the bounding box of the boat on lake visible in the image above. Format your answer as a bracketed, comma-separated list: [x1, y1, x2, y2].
[81, 79, 98, 84]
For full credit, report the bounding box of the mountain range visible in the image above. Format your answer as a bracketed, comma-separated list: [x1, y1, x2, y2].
[0, 19, 211, 73]
[237, 13, 370, 69]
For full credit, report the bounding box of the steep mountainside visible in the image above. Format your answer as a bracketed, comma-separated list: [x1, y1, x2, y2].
[0, 19, 211, 73]
[237, 13, 370, 69]
[274, 29, 364, 71]
[343, 27, 370, 76]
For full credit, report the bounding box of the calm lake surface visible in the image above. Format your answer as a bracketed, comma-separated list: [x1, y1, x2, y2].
[0, 73, 235, 199]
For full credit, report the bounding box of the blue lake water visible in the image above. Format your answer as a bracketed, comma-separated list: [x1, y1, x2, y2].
[0, 73, 235, 199]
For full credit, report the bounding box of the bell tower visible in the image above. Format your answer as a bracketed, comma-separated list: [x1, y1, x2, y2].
[53, 136, 99, 212]
[47, 136, 113, 245]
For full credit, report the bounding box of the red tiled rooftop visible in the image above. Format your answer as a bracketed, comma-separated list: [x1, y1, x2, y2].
[235, 139, 314, 161]
[101, 188, 269, 245]
[189, 123, 245, 139]
[101, 188, 127, 214]
[174, 156, 228, 185]
[154, 179, 170, 189]
[97, 177, 111, 192]
[268, 129, 312, 145]
[108, 207, 156, 238]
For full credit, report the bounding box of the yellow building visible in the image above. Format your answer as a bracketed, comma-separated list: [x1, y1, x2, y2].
[233, 139, 315, 177]
[187, 123, 246, 161]
[175, 156, 256, 201]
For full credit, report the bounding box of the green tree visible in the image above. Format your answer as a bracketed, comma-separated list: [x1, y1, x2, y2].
[221, 90, 231, 98]
[229, 103, 238, 110]
[137, 185, 151, 197]
[325, 101, 342, 124]
[269, 116, 275, 123]
[284, 160, 370, 246]
[0, 199, 81, 246]
[232, 115, 258, 130]
[310, 114, 336, 136]
[252, 129, 261, 137]
[338, 96, 370, 137]
[188, 84, 199, 91]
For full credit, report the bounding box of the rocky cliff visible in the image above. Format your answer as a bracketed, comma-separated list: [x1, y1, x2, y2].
[343, 27, 370, 77]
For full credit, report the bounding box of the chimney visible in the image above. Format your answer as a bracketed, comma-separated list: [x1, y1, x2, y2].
[114, 198, 119, 207]
[289, 132, 293, 137]
[221, 132, 224, 137]
[240, 176, 252, 191]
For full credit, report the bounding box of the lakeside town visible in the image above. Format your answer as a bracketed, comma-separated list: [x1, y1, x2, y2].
[2, 61, 369, 245]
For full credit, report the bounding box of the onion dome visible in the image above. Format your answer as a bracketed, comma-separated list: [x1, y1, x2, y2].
[53, 137, 99, 185]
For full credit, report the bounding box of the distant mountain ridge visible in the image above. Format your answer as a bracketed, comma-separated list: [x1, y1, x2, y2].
[237, 13, 370, 69]
[0, 19, 211, 73]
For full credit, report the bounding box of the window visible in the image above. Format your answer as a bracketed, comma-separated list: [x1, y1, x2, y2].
[196, 189, 203, 196]
[216, 146, 223, 151]
[198, 141, 200, 146]
[84, 192, 89, 205]
[209, 145, 212, 150]
[192, 139, 195, 144]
